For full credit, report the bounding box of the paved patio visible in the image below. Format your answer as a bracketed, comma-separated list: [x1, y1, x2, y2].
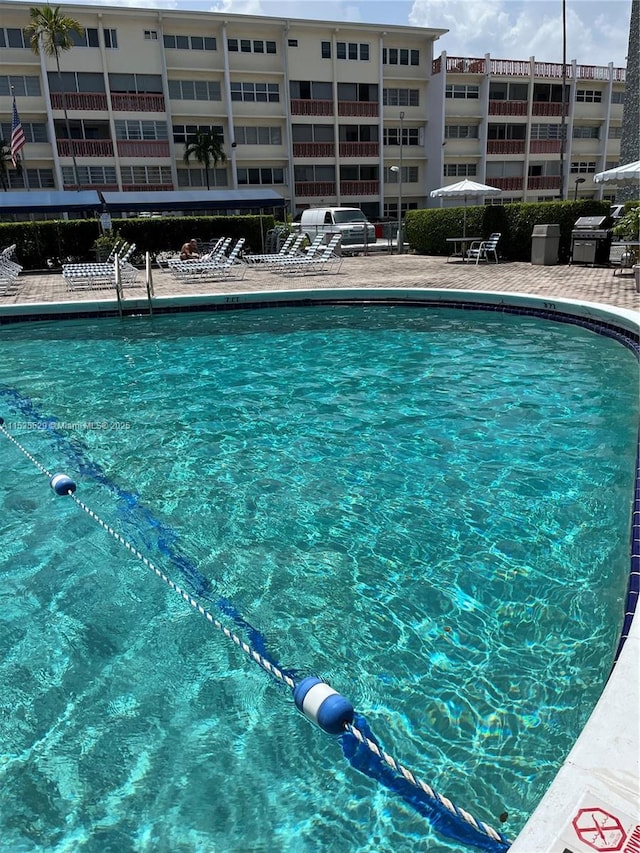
[1, 252, 639, 314]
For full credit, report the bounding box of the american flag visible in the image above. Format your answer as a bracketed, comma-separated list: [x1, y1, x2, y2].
[10, 96, 26, 167]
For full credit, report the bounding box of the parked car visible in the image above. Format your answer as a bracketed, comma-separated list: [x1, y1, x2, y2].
[294, 207, 376, 247]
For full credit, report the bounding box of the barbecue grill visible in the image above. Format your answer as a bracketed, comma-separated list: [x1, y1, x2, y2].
[570, 215, 612, 265]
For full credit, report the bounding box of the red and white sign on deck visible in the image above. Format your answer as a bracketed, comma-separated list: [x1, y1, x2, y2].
[572, 808, 627, 851]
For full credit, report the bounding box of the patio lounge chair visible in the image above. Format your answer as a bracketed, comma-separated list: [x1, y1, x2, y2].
[245, 234, 305, 264]
[466, 233, 501, 264]
[168, 238, 247, 282]
[270, 233, 343, 275]
[63, 244, 138, 290]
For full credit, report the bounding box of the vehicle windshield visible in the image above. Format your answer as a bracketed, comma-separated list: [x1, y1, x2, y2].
[333, 210, 367, 224]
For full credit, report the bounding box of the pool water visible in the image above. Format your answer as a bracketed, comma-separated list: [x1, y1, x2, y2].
[0, 305, 637, 853]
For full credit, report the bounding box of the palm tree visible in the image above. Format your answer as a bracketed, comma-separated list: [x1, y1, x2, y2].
[0, 141, 21, 191]
[27, 5, 84, 189]
[183, 131, 226, 190]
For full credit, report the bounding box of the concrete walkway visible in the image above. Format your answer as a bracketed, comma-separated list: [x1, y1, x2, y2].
[1, 252, 639, 313]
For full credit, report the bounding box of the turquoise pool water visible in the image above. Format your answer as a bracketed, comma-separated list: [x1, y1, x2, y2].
[0, 305, 637, 852]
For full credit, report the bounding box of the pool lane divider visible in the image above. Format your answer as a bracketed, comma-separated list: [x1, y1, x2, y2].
[1, 418, 512, 853]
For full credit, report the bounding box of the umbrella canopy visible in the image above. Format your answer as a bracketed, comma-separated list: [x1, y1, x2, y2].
[593, 160, 640, 186]
[430, 179, 502, 237]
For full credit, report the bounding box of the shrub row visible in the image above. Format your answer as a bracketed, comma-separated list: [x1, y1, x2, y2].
[0, 214, 277, 269]
[404, 199, 613, 262]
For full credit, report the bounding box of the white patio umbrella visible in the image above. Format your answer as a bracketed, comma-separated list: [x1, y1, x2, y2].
[593, 159, 640, 186]
[430, 179, 502, 238]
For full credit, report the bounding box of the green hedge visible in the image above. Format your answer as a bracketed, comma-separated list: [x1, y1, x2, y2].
[405, 199, 612, 262]
[0, 214, 277, 269]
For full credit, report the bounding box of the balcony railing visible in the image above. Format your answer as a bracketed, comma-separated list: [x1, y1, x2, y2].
[117, 140, 171, 157]
[294, 181, 336, 197]
[527, 176, 561, 190]
[290, 99, 333, 116]
[338, 142, 379, 157]
[338, 101, 378, 117]
[110, 93, 165, 112]
[122, 184, 174, 192]
[488, 100, 528, 116]
[486, 140, 526, 155]
[530, 140, 563, 153]
[487, 177, 524, 191]
[339, 180, 379, 196]
[51, 92, 108, 111]
[433, 56, 625, 82]
[63, 183, 118, 192]
[57, 139, 114, 158]
[292, 142, 334, 157]
[531, 102, 566, 116]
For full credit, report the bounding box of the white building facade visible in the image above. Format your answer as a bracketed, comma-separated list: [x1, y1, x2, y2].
[0, 2, 627, 217]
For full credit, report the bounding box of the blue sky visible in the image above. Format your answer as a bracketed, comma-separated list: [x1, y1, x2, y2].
[8, 0, 633, 67]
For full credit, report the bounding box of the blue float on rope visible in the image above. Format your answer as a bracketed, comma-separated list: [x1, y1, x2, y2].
[294, 676, 354, 735]
[50, 473, 77, 495]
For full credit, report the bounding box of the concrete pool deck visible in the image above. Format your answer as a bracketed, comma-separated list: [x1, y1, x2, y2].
[1, 252, 638, 851]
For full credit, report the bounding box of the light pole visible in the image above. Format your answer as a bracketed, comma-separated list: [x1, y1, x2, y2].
[390, 166, 401, 252]
[573, 176, 585, 201]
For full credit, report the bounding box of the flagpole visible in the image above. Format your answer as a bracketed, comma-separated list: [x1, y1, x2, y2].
[10, 87, 29, 191]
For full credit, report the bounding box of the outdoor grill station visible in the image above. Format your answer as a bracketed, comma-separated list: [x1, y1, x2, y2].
[569, 215, 613, 266]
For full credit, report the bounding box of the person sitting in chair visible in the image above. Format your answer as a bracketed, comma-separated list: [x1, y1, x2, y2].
[180, 238, 200, 260]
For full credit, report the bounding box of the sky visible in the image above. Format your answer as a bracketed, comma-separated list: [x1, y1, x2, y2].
[8, 0, 632, 68]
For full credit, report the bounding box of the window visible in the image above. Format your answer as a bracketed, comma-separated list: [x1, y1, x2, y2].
[576, 89, 602, 103]
[109, 73, 162, 94]
[611, 91, 625, 104]
[445, 84, 479, 99]
[339, 164, 378, 181]
[69, 28, 99, 47]
[487, 124, 526, 140]
[230, 82, 279, 102]
[103, 29, 118, 49]
[383, 127, 420, 146]
[10, 168, 54, 189]
[237, 167, 285, 185]
[173, 124, 224, 145]
[290, 80, 333, 100]
[114, 120, 168, 140]
[0, 75, 41, 97]
[292, 124, 333, 142]
[234, 126, 282, 145]
[321, 41, 331, 59]
[335, 41, 369, 61]
[530, 123, 565, 140]
[0, 28, 30, 48]
[444, 163, 478, 177]
[62, 165, 117, 185]
[168, 80, 221, 101]
[382, 47, 419, 65]
[288, 39, 298, 47]
[570, 161, 597, 173]
[444, 125, 479, 139]
[489, 82, 528, 101]
[337, 82, 378, 102]
[486, 161, 523, 178]
[144, 30, 158, 40]
[164, 33, 216, 50]
[54, 119, 111, 140]
[121, 165, 172, 185]
[533, 83, 567, 103]
[0, 121, 48, 143]
[572, 125, 600, 139]
[294, 164, 335, 181]
[228, 38, 276, 54]
[608, 125, 623, 138]
[177, 168, 227, 188]
[384, 165, 418, 183]
[383, 88, 420, 107]
[48, 72, 105, 93]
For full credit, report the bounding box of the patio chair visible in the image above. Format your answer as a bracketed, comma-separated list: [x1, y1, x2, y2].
[466, 233, 501, 264]
[271, 234, 343, 275]
[168, 238, 247, 282]
[245, 234, 304, 264]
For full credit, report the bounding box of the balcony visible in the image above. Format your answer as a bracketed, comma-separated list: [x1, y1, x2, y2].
[57, 139, 114, 158]
[530, 140, 563, 154]
[532, 102, 566, 116]
[292, 142, 334, 157]
[338, 142, 379, 158]
[294, 181, 336, 197]
[487, 177, 524, 191]
[117, 140, 171, 157]
[110, 93, 165, 112]
[487, 140, 526, 155]
[63, 183, 118, 192]
[488, 100, 528, 116]
[51, 92, 108, 111]
[338, 101, 378, 117]
[433, 56, 625, 83]
[527, 176, 561, 190]
[122, 184, 174, 192]
[340, 180, 379, 196]
[290, 99, 333, 116]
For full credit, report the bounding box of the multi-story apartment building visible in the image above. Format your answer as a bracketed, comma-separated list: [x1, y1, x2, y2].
[0, 2, 627, 218]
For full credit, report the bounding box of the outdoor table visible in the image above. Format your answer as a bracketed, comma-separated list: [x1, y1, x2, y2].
[446, 237, 482, 263]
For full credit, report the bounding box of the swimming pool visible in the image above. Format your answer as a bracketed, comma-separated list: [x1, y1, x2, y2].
[0, 303, 637, 852]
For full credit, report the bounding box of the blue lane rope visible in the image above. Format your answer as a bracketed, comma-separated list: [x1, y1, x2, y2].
[0, 415, 512, 852]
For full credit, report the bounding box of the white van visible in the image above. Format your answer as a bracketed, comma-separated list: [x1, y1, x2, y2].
[295, 207, 376, 247]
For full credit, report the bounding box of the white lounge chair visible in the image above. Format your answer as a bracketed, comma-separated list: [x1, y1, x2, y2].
[270, 234, 343, 275]
[168, 238, 247, 282]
